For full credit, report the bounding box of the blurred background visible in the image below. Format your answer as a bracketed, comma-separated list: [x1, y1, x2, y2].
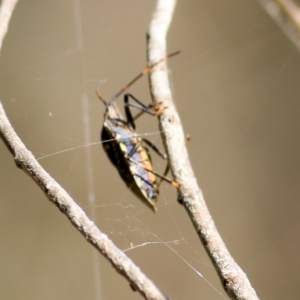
[0, 1, 300, 299]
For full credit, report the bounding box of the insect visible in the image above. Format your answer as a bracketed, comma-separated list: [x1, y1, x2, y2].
[98, 51, 180, 212]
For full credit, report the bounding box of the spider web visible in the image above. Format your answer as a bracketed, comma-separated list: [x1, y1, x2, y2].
[1, 1, 300, 300]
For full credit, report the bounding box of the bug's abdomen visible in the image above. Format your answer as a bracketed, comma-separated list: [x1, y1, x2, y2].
[128, 143, 158, 198]
[101, 125, 159, 210]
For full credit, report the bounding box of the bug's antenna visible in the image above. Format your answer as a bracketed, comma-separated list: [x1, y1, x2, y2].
[108, 50, 181, 106]
[96, 90, 108, 106]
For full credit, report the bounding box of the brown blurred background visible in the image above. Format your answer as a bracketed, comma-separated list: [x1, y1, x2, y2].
[0, 1, 300, 299]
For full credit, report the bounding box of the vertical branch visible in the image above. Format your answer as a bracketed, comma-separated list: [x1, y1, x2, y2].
[147, 0, 259, 299]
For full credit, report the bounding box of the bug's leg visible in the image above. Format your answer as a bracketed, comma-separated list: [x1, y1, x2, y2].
[127, 141, 141, 158]
[124, 93, 136, 130]
[134, 173, 153, 187]
[141, 138, 172, 187]
[157, 135, 191, 187]
[127, 157, 179, 188]
[142, 138, 167, 160]
[142, 139, 170, 188]
[108, 50, 181, 106]
[133, 110, 146, 121]
[141, 138, 170, 187]
[125, 93, 156, 114]
[157, 163, 170, 187]
[124, 92, 166, 120]
[142, 135, 191, 187]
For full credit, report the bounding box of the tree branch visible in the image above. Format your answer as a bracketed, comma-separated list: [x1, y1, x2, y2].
[0, 0, 18, 52]
[258, 0, 300, 51]
[147, 0, 259, 299]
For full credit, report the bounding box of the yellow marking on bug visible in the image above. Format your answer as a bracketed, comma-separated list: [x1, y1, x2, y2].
[130, 165, 137, 174]
[148, 173, 156, 184]
[134, 177, 142, 189]
[119, 143, 127, 153]
[142, 158, 152, 168]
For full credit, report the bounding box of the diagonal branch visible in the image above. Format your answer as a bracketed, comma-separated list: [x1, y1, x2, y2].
[258, 0, 300, 51]
[147, 0, 259, 299]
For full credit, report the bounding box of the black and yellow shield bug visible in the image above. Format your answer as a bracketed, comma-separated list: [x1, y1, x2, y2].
[98, 52, 180, 212]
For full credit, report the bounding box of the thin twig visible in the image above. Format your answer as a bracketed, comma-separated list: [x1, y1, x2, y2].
[147, 0, 259, 299]
[277, 0, 300, 28]
[0, 2, 168, 299]
[0, 0, 18, 52]
[258, 0, 300, 51]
